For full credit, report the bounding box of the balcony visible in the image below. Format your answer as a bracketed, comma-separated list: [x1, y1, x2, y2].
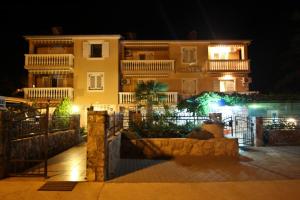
[25, 54, 74, 71]
[206, 60, 250, 72]
[23, 87, 74, 100]
[121, 60, 174, 76]
[119, 92, 178, 104]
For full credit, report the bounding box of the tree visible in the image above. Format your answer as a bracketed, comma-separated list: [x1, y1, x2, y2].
[53, 97, 72, 117]
[135, 80, 168, 118]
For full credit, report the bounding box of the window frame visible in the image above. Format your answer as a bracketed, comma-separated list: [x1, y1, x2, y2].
[87, 72, 104, 92]
[181, 46, 197, 64]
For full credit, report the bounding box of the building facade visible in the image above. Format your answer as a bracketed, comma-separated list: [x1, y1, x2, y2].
[23, 35, 252, 125]
[23, 35, 121, 125]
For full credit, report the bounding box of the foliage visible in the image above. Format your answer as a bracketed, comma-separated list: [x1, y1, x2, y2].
[177, 91, 249, 115]
[129, 111, 200, 138]
[135, 80, 168, 113]
[53, 97, 72, 117]
[52, 98, 72, 129]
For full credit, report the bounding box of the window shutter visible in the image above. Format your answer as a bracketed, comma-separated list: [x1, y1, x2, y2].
[102, 42, 109, 58]
[90, 75, 95, 89]
[83, 41, 90, 58]
[96, 75, 102, 89]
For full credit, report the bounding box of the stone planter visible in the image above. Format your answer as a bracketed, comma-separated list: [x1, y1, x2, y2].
[201, 123, 224, 138]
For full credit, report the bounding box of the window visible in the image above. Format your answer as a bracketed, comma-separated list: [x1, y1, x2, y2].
[90, 44, 102, 58]
[87, 72, 104, 91]
[83, 41, 109, 59]
[220, 80, 235, 92]
[181, 47, 197, 64]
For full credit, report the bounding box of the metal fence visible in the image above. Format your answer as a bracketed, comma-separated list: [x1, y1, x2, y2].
[122, 113, 209, 130]
[107, 112, 123, 138]
[263, 117, 300, 130]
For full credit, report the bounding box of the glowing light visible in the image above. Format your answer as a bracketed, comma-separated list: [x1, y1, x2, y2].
[248, 104, 260, 109]
[72, 105, 80, 114]
[221, 75, 234, 80]
[287, 118, 297, 126]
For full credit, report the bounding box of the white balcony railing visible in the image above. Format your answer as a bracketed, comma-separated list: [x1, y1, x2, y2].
[121, 60, 174, 74]
[23, 87, 74, 100]
[206, 60, 250, 71]
[119, 92, 178, 104]
[25, 54, 74, 68]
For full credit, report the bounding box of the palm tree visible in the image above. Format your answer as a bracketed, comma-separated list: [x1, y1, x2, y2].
[135, 80, 168, 120]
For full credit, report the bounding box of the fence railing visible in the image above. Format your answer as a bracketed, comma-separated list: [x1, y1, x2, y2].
[121, 60, 175, 73]
[25, 54, 74, 68]
[24, 87, 74, 100]
[206, 60, 250, 72]
[107, 112, 123, 138]
[122, 113, 209, 130]
[119, 92, 178, 104]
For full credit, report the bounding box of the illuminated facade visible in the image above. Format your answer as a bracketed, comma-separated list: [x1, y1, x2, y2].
[23, 36, 252, 125]
[119, 40, 252, 109]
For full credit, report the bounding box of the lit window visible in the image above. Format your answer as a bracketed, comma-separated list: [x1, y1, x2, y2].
[87, 72, 104, 91]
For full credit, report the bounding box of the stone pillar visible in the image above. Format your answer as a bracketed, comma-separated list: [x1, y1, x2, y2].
[69, 114, 80, 144]
[255, 117, 264, 146]
[86, 111, 108, 182]
[0, 111, 8, 179]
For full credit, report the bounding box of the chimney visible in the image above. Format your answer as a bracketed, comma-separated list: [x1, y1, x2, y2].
[125, 32, 137, 40]
[51, 26, 63, 35]
[187, 30, 198, 40]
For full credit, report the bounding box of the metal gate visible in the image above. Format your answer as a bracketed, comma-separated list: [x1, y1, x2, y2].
[233, 116, 254, 146]
[7, 107, 49, 177]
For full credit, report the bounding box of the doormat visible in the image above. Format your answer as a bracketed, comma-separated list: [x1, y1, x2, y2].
[38, 181, 78, 191]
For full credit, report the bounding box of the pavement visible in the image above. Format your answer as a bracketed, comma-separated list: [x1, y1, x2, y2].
[0, 144, 299, 200]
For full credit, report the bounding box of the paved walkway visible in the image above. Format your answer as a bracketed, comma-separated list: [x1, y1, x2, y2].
[110, 146, 300, 182]
[33, 142, 87, 181]
[1, 145, 300, 199]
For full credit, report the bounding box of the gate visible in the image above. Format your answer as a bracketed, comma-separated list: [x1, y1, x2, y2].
[233, 116, 254, 146]
[7, 107, 49, 177]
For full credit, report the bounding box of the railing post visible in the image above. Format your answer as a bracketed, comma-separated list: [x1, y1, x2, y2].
[0, 111, 9, 179]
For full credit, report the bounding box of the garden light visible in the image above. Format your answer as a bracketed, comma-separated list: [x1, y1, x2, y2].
[72, 105, 80, 114]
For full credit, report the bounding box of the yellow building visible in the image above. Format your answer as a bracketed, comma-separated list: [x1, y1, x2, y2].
[23, 35, 253, 126]
[23, 35, 121, 125]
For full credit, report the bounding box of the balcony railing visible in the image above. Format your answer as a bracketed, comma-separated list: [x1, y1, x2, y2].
[25, 54, 74, 70]
[206, 60, 250, 72]
[121, 60, 174, 74]
[23, 87, 74, 100]
[119, 92, 178, 104]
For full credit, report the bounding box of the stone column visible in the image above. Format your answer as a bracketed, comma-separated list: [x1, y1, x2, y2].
[86, 111, 108, 182]
[255, 117, 264, 147]
[0, 111, 8, 179]
[69, 114, 80, 144]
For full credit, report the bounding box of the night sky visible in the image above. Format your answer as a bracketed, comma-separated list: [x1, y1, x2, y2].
[0, 1, 300, 96]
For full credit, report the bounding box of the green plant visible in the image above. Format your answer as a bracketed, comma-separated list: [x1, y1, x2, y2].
[80, 127, 87, 136]
[52, 98, 72, 128]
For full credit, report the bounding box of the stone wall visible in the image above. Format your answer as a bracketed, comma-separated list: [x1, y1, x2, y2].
[266, 129, 300, 146]
[121, 138, 238, 159]
[107, 132, 121, 179]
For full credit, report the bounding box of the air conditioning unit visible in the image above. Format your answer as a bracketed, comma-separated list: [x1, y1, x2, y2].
[121, 78, 131, 85]
[242, 77, 252, 84]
